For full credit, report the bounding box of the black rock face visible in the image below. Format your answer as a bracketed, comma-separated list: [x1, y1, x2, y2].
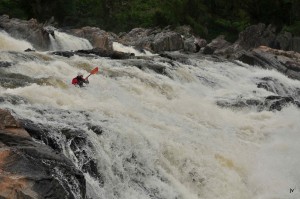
[264, 95, 299, 111]
[20, 116, 106, 194]
[0, 127, 86, 199]
[0, 108, 90, 199]
[0, 61, 12, 68]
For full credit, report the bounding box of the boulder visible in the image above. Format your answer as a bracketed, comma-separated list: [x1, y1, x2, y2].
[202, 35, 231, 55]
[151, 31, 184, 52]
[235, 23, 277, 50]
[119, 27, 154, 48]
[290, 37, 300, 53]
[119, 27, 184, 53]
[184, 37, 207, 53]
[174, 25, 194, 38]
[274, 31, 292, 50]
[184, 37, 197, 52]
[222, 24, 300, 56]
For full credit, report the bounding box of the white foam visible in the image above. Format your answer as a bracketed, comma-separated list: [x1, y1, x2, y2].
[0, 31, 33, 51]
[1, 51, 300, 199]
[113, 42, 155, 56]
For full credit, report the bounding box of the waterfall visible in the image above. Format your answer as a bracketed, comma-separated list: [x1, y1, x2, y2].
[0, 31, 33, 51]
[50, 31, 93, 51]
[1, 31, 300, 199]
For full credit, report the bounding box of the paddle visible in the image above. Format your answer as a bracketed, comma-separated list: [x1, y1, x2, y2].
[85, 67, 99, 79]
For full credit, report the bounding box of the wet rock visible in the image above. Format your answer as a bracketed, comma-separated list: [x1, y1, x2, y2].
[263, 95, 299, 111]
[174, 25, 194, 38]
[216, 98, 262, 109]
[21, 117, 105, 189]
[183, 37, 197, 52]
[0, 109, 86, 199]
[21, 119, 62, 152]
[62, 127, 104, 186]
[203, 35, 231, 55]
[0, 61, 12, 68]
[119, 27, 155, 51]
[24, 48, 35, 52]
[0, 109, 20, 129]
[76, 48, 134, 59]
[123, 59, 168, 75]
[159, 52, 191, 65]
[183, 37, 207, 53]
[51, 48, 134, 59]
[87, 123, 103, 135]
[274, 31, 292, 50]
[151, 31, 184, 53]
[235, 23, 277, 50]
[0, 74, 34, 89]
[0, 95, 29, 105]
[43, 25, 56, 38]
[51, 51, 75, 58]
[194, 38, 207, 52]
[119, 27, 184, 53]
[257, 76, 300, 100]
[236, 46, 300, 80]
[216, 77, 300, 111]
[291, 37, 300, 53]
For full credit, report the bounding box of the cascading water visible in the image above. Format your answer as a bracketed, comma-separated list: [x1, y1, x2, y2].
[0, 31, 33, 51]
[113, 42, 155, 56]
[1, 31, 300, 199]
[49, 31, 93, 51]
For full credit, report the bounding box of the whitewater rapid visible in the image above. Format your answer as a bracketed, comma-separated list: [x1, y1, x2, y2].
[1, 31, 300, 199]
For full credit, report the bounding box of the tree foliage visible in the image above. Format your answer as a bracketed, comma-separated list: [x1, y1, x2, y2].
[1, 0, 300, 40]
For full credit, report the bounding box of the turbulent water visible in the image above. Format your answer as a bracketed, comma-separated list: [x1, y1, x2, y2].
[1, 31, 300, 199]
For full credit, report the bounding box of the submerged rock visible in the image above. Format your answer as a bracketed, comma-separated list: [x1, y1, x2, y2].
[50, 48, 134, 59]
[76, 48, 134, 59]
[0, 61, 12, 68]
[24, 48, 36, 52]
[52, 51, 75, 58]
[263, 95, 300, 111]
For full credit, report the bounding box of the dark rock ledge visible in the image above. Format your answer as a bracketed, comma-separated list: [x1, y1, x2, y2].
[0, 109, 86, 199]
[51, 48, 134, 59]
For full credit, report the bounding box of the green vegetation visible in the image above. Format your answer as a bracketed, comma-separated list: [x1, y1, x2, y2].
[1, 0, 300, 40]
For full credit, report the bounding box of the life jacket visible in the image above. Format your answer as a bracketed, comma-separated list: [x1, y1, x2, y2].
[72, 77, 78, 85]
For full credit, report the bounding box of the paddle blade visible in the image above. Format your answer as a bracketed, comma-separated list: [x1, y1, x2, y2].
[90, 67, 99, 75]
[85, 67, 99, 79]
